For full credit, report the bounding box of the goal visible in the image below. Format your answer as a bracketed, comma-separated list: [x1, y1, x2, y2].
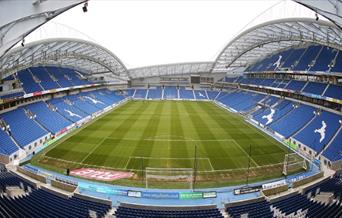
[145, 167, 194, 189]
[282, 153, 307, 176]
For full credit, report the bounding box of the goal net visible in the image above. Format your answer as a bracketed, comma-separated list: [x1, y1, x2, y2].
[145, 167, 194, 189]
[282, 153, 307, 176]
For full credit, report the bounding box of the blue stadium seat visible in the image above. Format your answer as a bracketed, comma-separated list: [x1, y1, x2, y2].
[322, 130, 342, 161]
[48, 98, 88, 123]
[324, 84, 342, 100]
[194, 90, 207, 100]
[302, 82, 327, 95]
[0, 108, 48, 147]
[331, 51, 342, 73]
[207, 91, 219, 100]
[147, 87, 162, 99]
[269, 105, 315, 138]
[30, 67, 60, 90]
[164, 86, 178, 99]
[26, 102, 72, 134]
[311, 47, 338, 72]
[226, 200, 273, 218]
[115, 205, 223, 218]
[284, 80, 307, 92]
[294, 45, 322, 71]
[294, 111, 341, 152]
[17, 69, 43, 94]
[134, 89, 147, 98]
[179, 87, 194, 99]
[253, 100, 293, 126]
[0, 129, 19, 155]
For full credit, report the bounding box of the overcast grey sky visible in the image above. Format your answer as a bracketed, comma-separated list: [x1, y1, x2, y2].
[26, 0, 318, 68]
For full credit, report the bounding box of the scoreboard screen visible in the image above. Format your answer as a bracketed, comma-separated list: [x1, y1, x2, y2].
[190, 75, 200, 84]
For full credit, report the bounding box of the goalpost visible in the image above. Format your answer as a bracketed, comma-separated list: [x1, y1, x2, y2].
[282, 153, 307, 176]
[145, 167, 194, 189]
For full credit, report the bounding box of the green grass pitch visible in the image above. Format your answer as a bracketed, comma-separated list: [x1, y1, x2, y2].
[32, 100, 296, 187]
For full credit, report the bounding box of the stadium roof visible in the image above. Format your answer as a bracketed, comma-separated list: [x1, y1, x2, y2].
[129, 62, 214, 79]
[0, 0, 87, 59]
[0, 38, 129, 81]
[212, 18, 342, 74]
[294, 0, 342, 29]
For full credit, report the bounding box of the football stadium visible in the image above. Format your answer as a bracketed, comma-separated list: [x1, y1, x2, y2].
[0, 0, 342, 217]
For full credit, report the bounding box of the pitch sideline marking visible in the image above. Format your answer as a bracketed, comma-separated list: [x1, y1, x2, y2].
[230, 139, 259, 167]
[80, 137, 107, 164]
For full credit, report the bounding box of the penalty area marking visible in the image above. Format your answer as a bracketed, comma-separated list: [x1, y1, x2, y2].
[42, 155, 129, 171]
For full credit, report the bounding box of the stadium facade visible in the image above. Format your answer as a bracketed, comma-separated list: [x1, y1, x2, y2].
[0, 0, 342, 217]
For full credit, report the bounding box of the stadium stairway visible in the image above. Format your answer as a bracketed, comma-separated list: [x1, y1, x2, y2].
[145, 89, 149, 99]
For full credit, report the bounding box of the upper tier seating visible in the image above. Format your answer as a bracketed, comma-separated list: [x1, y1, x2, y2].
[63, 68, 91, 86]
[17, 69, 43, 93]
[0, 108, 48, 147]
[26, 102, 72, 134]
[269, 104, 315, 138]
[17, 67, 93, 94]
[46, 66, 74, 88]
[331, 51, 342, 73]
[311, 47, 338, 72]
[115, 205, 223, 218]
[147, 87, 162, 99]
[163, 86, 178, 99]
[247, 45, 340, 73]
[294, 45, 322, 71]
[281, 48, 306, 69]
[226, 200, 273, 218]
[294, 111, 341, 153]
[179, 87, 194, 99]
[30, 67, 59, 90]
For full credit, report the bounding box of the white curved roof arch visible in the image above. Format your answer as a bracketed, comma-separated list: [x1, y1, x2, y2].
[0, 0, 87, 59]
[129, 62, 214, 79]
[0, 38, 129, 81]
[212, 18, 342, 74]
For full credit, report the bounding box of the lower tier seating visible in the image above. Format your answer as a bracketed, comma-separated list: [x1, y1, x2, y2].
[226, 199, 273, 218]
[115, 205, 223, 218]
[0, 171, 111, 218]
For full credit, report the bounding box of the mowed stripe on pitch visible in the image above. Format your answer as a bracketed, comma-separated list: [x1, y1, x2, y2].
[45, 100, 289, 172]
